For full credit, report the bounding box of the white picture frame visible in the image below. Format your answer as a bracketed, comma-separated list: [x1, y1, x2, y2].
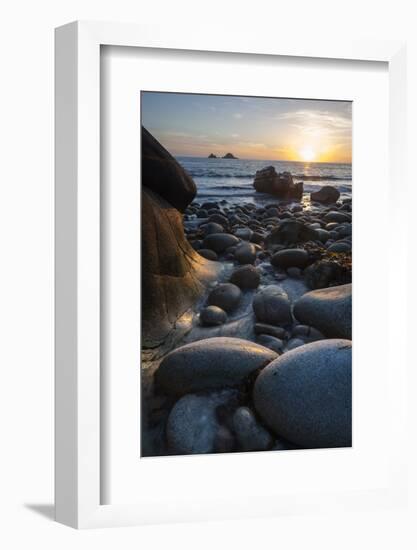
[55, 20, 407, 529]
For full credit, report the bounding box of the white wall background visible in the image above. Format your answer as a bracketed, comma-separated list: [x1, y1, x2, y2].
[0, 0, 416, 548]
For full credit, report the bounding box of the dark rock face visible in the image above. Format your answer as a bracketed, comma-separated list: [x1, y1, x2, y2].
[142, 127, 196, 212]
[208, 153, 217, 158]
[254, 339, 352, 448]
[293, 283, 352, 339]
[223, 152, 238, 159]
[253, 167, 303, 200]
[310, 185, 340, 204]
[142, 129, 220, 349]
[155, 337, 278, 396]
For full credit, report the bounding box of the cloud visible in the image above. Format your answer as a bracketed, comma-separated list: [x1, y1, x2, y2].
[275, 109, 351, 133]
[233, 113, 243, 119]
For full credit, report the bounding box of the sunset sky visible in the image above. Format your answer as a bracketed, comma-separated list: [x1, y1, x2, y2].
[141, 92, 352, 164]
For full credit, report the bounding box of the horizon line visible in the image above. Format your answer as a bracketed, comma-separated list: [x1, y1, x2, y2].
[174, 154, 352, 165]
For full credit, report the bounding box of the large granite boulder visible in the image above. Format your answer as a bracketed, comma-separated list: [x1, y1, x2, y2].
[310, 185, 340, 204]
[293, 283, 352, 339]
[253, 339, 352, 448]
[155, 337, 278, 396]
[253, 167, 303, 200]
[142, 126, 196, 212]
[142, 130, 220, 349]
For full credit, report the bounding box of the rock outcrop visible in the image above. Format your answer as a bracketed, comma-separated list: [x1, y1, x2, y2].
[142, 127, 220, 349]
[208, 153, 217, 158]
[142, 126, 196, 213]
[253, 167, 303, 200]
[310, 185, 340, 204]
[223, 152, 238, 159]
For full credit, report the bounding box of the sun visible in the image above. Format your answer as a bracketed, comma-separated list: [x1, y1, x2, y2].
[299, 147, 316, 162]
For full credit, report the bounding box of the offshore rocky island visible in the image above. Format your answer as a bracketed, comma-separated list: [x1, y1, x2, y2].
[141, 127, 352, 457]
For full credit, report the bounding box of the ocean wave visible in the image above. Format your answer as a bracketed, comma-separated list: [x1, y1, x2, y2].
[188, 171, 254, 178]
[293, 174, 350, 181]
[188, 171, 350, 182]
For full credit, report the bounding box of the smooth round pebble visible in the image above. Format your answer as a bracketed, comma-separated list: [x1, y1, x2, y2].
[198, 248, 218, 261]
[167, 391, 233, 454]
[208, 283, 242, 312]
[230, 265, 261, 289]
[271, 248, 309, 269]
[203, 233, 239, 253]
[233, 407, 273, 452]
[200, 305, 227, 326]
[285, 337, 305, 350]
[257, 334, 284, 354]
[252, 285, 292, 326]
[234, 242, 256, 264]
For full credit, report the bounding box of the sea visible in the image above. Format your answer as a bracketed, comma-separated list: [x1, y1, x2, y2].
[176, 157, 352, 206]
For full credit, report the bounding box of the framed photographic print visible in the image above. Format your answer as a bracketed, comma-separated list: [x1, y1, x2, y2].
[55, 21, 408, 528]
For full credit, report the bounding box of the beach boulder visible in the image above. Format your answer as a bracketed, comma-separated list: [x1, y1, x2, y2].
[141, 128, 222, 349]
[208, 283, 242, 312]
[203, 233, 239, 253]
[155, 337, 278, 396]
[166, 391, 235, 454]
[233, 407, 273, 451]
[270, 248, 310, 269]
[198, 249, 218, 261]
[200, 305, 227, 326]
[142, 187, 220, 349]
[234, 242, 257, 264]
[294, 283, 352, 339]
[324, 211, 351, 224]
[253, 167, 303, 200]
[142, 126, 196, 212]
[230, 265, 261, 289]
[252, 285, 292, 326]
[310, 185, 340, 204]
[327, 241, 352, 253]
[253, 339, 352, 448]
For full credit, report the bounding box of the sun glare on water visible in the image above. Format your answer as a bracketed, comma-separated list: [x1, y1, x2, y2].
[299, 147, 316, 162]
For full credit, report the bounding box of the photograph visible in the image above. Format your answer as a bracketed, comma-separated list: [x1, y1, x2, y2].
[141, 91, 352, 457]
